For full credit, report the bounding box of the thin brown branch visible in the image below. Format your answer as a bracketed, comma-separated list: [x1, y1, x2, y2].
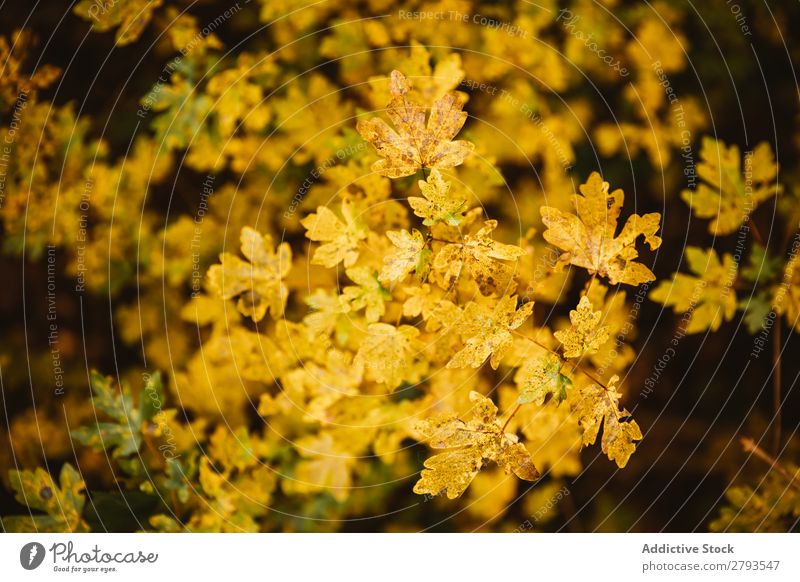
[772, 317, 782, 454]
[740, 437, 800, 491]
[747, 217, 764, 246]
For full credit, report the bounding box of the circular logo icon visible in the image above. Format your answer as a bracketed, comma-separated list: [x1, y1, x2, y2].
[20, 542, 46, 570]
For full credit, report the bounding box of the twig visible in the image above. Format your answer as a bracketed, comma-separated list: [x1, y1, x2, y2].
[747, 217, 764, 246]
[740, 437, 800, 491]
[772, 317, 782, 454]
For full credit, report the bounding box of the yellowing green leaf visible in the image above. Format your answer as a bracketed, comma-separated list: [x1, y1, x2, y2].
[379, 229, 429, 285]
[554, 296, 611, 359]
[682, 138, 782, 235]
[649, 247, 737, 333]
[70, 370, 164, 458]
[74, 0, 163, 46]
[3, 464, 88, 532]
[356, 70, 474, 178]
[207, 227, 292, 322]
[541, 172, 662, 285]
[515, 353, 572, 405]
[342, 267, 389, 323]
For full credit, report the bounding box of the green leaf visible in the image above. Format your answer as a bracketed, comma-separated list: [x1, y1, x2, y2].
[741, 244, 782, 284]
[71, 372, 142, 458]
[71, 370, 165, 458]
[139, 372, 165, 423]
[739, 291, 774, 334]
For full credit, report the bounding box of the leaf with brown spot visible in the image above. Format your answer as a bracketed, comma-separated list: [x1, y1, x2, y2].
[357, 70, 474, 178]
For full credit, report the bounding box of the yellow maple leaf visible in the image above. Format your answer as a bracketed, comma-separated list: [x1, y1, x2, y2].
[354, 323, 423, 388]
[682, 138, 782, 235]
[413, 391, 539, 499]
[289, 432, 354, 503]
[303, 289, 352, 342]
[342, 267, 388, 323]
[301, 201, 368, 268]
[649, 246, 737, 334]
[281, 352, 362, 420]
[408, 169, 468, 227]
[571, 376, 642, 468]
[207, 227, 291, 322]
[367, 45, 465, 109]
[379, 229, 430, 285]
[540, 172, 662, 285]
[402, 283, 460, 331]
[356, 70, 474, 178]
[433, 219, 526, 295]
[447, 295, 534, 369]
[585, 283, 637, 373]
[554, 296, 611, 359]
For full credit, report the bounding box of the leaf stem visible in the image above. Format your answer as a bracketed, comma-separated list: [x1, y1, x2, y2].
[584, 272, 597, 297]
[501, 404, 522, 432]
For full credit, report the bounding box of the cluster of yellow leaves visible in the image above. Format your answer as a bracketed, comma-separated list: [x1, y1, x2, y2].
[3, 11, 684, 530]
[301, 201, 369, 268]
[0, 30, 60, 108]
[593, 6, 708, 168]
[74, 0, 164, 46]
[413, 392, 539, 499]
